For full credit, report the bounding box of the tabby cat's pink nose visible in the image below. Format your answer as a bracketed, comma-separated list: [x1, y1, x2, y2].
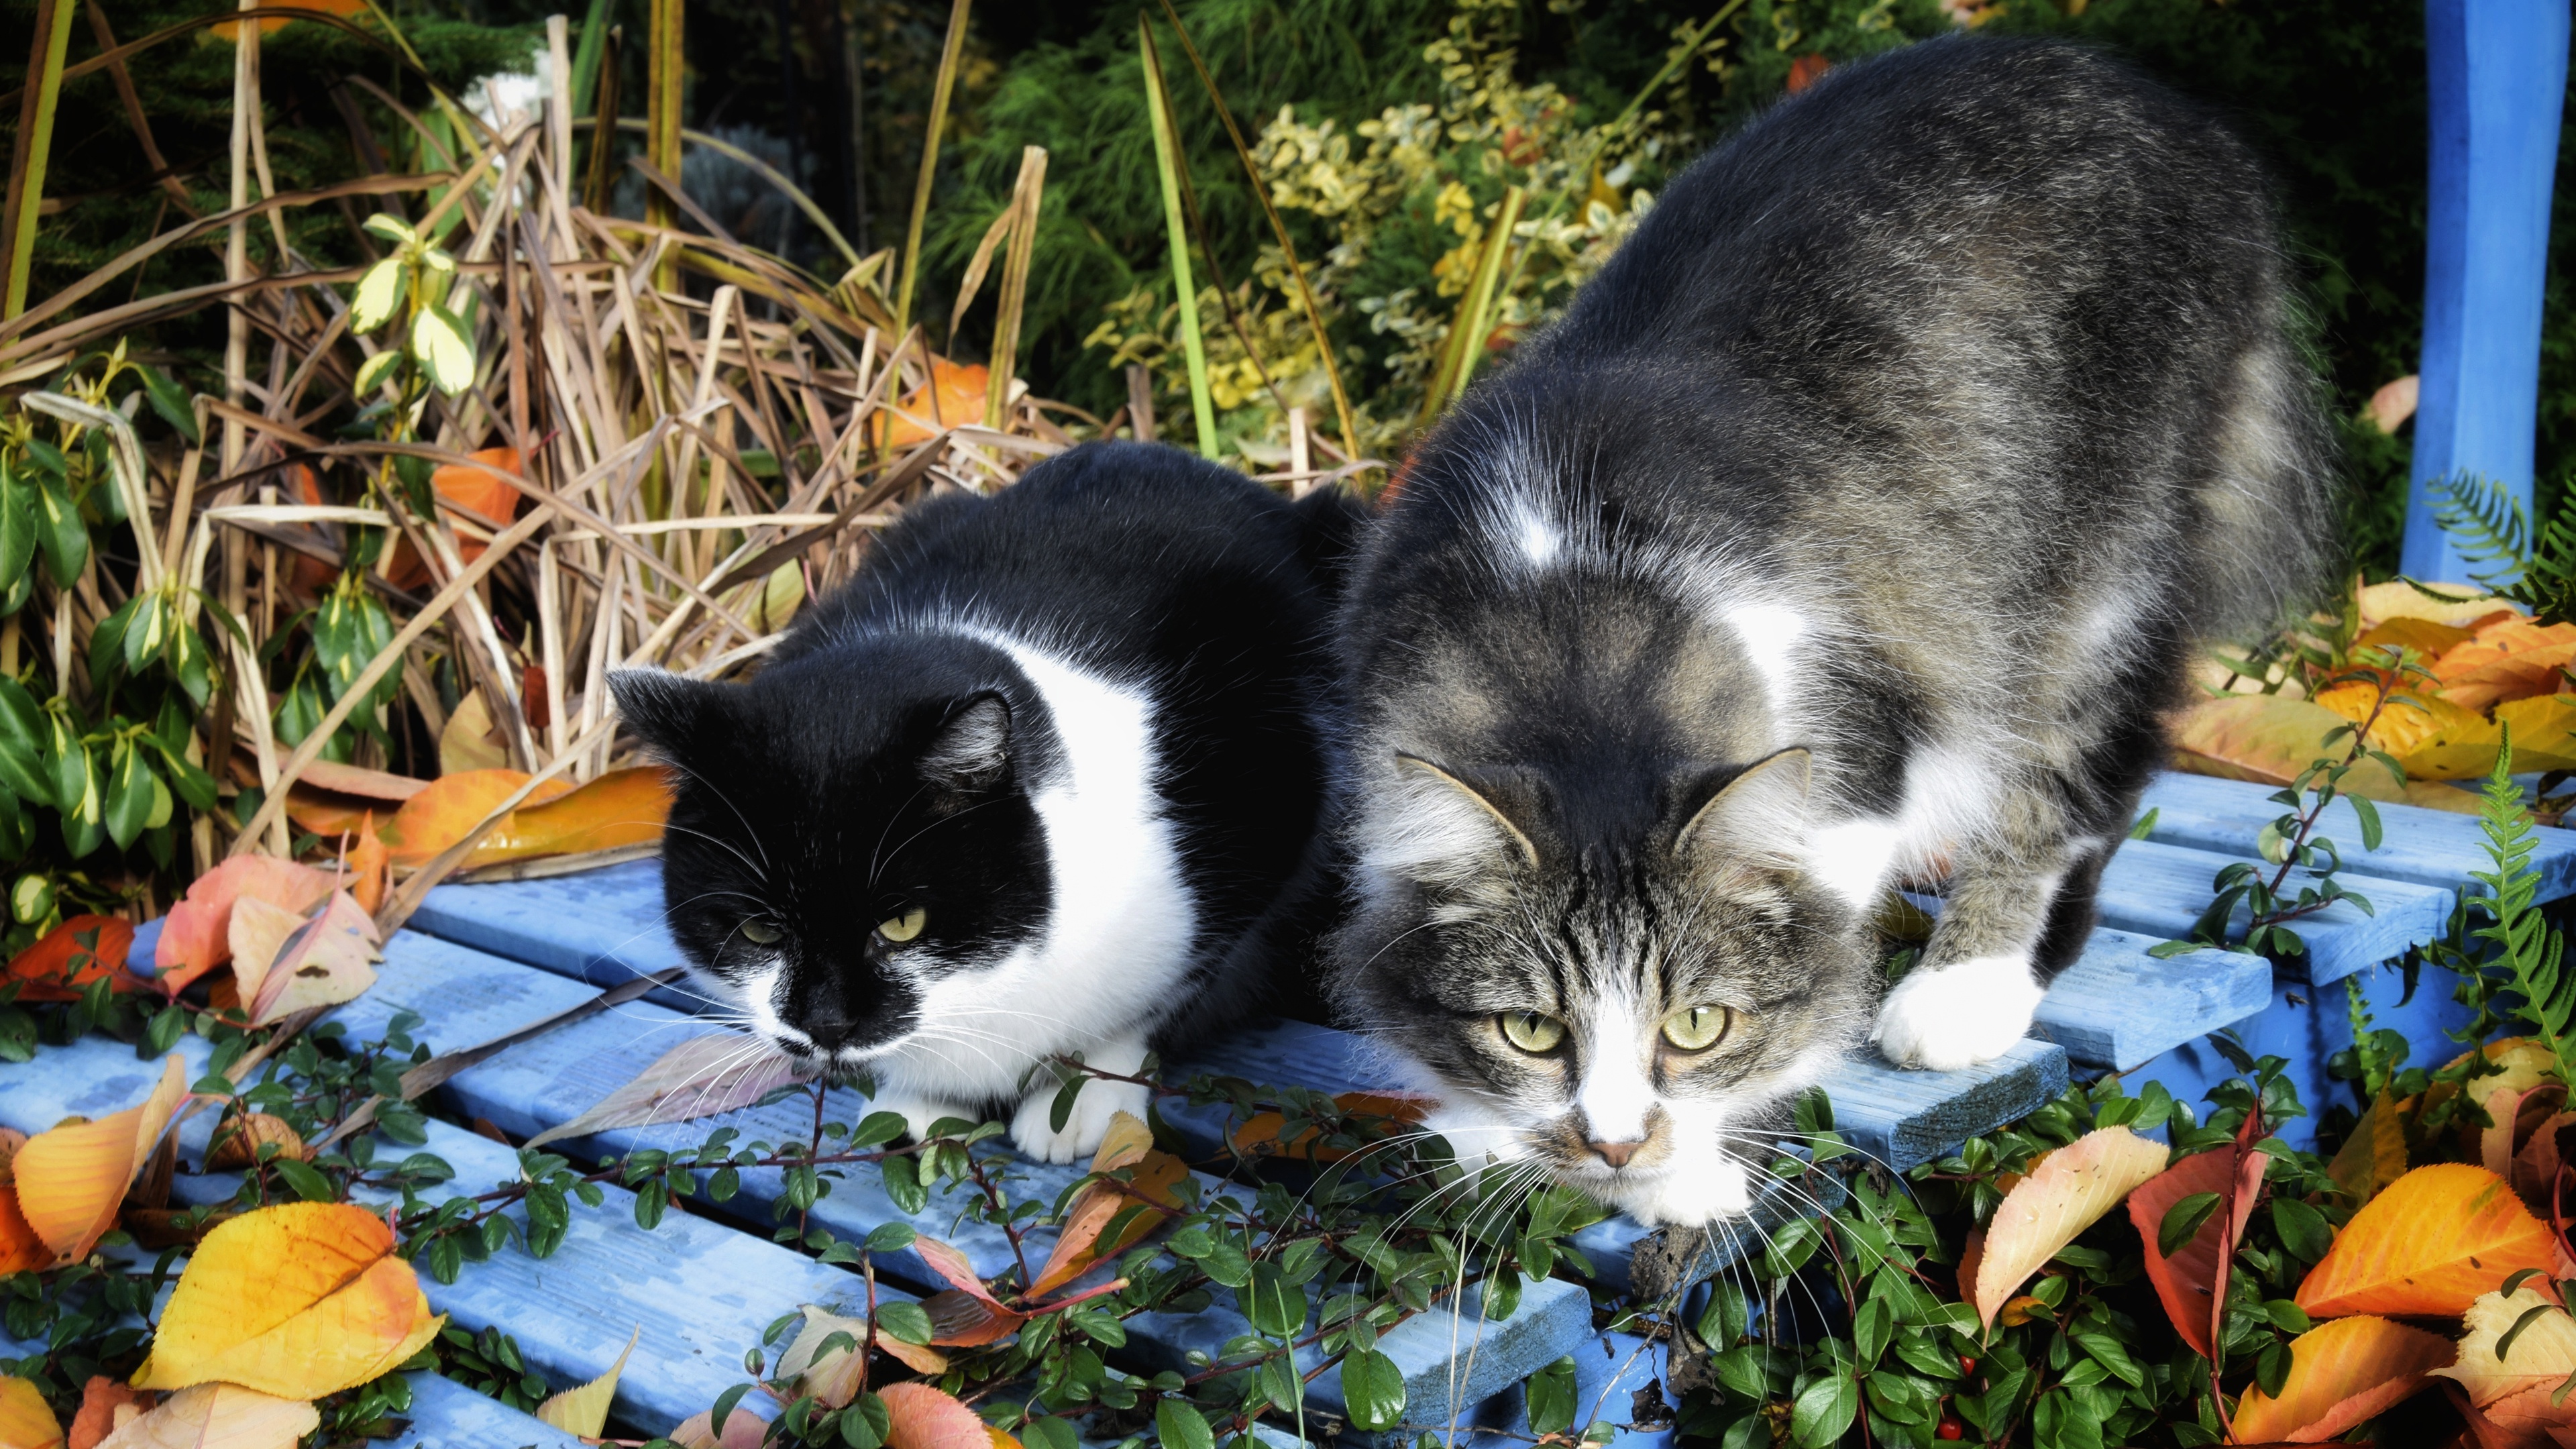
[1590, 1139, 1642, 1169]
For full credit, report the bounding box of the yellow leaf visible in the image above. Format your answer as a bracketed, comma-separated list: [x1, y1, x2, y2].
[2325, 1090, 2410, 1205]
[93, 1384, 315, 1449]
[537, 1326, 637, 1438]
[223, 897, 303, 1014]
[2495, 694, 2576, 773]
[2356, 580, 2514, 630]
[2229, 1315, 2453, 1442]
[0, 1377, 62, 1449]
[409, 306, 475, 396]
[14, 1055, 186, 1265]
[2296, 1165, 2559, 1318]
[348, 258, 405, 334]
[1973, 1126, 2167, 1328]
[131, 1202, 445, 1399]
[2432, 1285, 2576, 1407]
[2168, 696, 2407, 800]
[777, 1306, 898, 1409]
[462, 767, 674, 871]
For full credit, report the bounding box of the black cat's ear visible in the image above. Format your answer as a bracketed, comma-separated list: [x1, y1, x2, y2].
[1676, 747, 1811, 867]
[920, 693, 1013, 792]
[1379, 753, 1540, 876]
[610, 668, 720, 757]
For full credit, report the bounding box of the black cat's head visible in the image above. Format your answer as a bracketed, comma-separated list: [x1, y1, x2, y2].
[610, 635, 1055, 1070]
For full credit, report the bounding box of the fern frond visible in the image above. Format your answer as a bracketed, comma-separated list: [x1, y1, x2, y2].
[2474, 735, 2576, 1086]
[2429, 472, 2536, 594]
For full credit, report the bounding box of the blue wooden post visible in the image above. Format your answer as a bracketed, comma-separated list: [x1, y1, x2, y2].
[2401, 0, 2571, 583]
[2400, 0, 2565, 580]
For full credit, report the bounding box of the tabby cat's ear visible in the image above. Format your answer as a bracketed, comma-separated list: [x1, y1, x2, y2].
[1384, 753, 1540, 875]
[920, 693, 1014, 792]
[1676, 748, 1811, 865]
[609, 668, 721, 757]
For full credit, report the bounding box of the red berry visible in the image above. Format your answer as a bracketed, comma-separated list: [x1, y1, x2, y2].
[1936, 1415, 1966, 1441]
[1959, 1356, 1977, 1375]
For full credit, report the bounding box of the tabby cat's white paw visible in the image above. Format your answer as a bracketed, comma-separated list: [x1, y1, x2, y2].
[1012, 1075, 1152, 1164]
[1872, 954, 2043, 1072]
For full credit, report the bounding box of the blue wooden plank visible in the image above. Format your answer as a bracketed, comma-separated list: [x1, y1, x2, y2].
[1828, 1039, 2069, 1172]
[2029, 928, 2272, 1073]
[2132, 956, 2483, 1155]
[1124, 1276, 1595, 1434]
[1443, 1331, 1672, 1449]
[2095, 839, 2455, 986]
[387, 1372, 586, 1449]
[2403, 0, 2571, 580]
[0, 1036, 885, 1438]
[2139, 771, 2576, 904]
[412, 861, 702, 1014]
[321, 932, 1598, 1417]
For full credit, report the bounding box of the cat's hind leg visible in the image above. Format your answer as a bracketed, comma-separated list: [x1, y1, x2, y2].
[1010, 1037, 1152, 1164]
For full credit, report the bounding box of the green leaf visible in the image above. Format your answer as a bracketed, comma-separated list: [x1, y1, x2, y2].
[271, 1157, 336, 1201]
[1239, 1262, 1303, 1338]
[1790, 1373, 1858, 1448]
[865, 1222, 916, 1253]
[354, 347, 405, 394]
[0, 471, 34, 594]
[2159, 1191, 2222, 1257]
[879, 1155, 927, 1215]
[1341, 1346, 1405, 1430]
[841, 1393, 889, 1449]
[2350, 794, 2384, 852]
[1154, 1399, 1212, 1449]
[139, 366, 199, 443]
[352, 256, 409, 333]
[103, 743, 152, 851]
[873, 1301, 933, 1346]
[411, 305, 477, 395]
[33, 476, 85, 589]
[708, 1383, 753, 1441]
[0, 677, 48, 804]
[362, 213, 419, 245]
[2271, 1197, 2333, 1261]
[1049, 1072, 1085, 1134]
[123, 594, 166, 675]
[1018, 1417, 1077, 1449]
[1526, 1356, 1578, 1438]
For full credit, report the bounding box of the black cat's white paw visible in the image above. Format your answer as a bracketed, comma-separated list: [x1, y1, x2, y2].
[1012, 1076, 1152, 1164]
[1872, 953, 2043, 1072]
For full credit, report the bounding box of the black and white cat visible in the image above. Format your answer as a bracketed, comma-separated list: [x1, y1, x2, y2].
[614, 442, 1353, 1163]
[1331, 38, 2334, 1225]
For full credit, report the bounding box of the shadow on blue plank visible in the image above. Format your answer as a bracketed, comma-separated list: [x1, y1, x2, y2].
[0, 1035, 880, 1438]
[2096, 839, 2453, 986]
[2031, 929, 2271, 1072]
[2140, 771, 2576, 902]
[389, 1372, 586, 1449]
[413, 861, 700, 1014]
[1436, 1331, 1673, 1449]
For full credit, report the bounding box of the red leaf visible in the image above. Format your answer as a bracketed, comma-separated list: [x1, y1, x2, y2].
[2127, 1146, 2240, 1360]
[912, 1238, 1026, 1346]
[152, 857, 336, 994]
[7, 918, 140, 1003]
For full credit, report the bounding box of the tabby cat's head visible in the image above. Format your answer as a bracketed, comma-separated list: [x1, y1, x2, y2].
[610, 637, 1055, 1070]
[1334, 745, 1874, 1225]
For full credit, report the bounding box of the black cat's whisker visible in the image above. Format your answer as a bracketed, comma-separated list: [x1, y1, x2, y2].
[653, 760, 772, 873]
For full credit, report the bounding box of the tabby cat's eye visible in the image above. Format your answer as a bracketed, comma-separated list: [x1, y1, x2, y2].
[1662, 1006, 1731, 1052]
[739, 920, 783, 946]
[877, 907, 928, 943]
[1498, 1011, 1566, 1053]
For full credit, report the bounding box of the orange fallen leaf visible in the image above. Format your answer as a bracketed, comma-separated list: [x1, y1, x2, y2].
[1954, 1227, 1982, 1307]
[15, 1055, 186, 1265]
[131, 1201, 444, 1399]
[881, 1383, 1002, 1449]
[2354, 614, 2477, 660]
[1229, 1091, 1434, 1164]
[67, 1379, 150, 1449]
[2477, 1378, 2576, 1446]
[153, 857, 336, 994]
[2298, 1164, 2560, 1318]
[2356, 581, 2516, 631]
[2229, 1315, 2455, 1442]
[6, 919, 140, 1004]
[872, 362, 987, 449]
[2434, 1287, 2576, 1409]
[0, 1377, 61, 1449]
[388, 447, 523, 592]
[915, 1237, 1027, 1346]
[777, 1305, 894, 1408]
[2169, 695, 2408, 798]
[92, 1383, 314, 1449]
[338, 817, 388, 918]
[0, 1185, 46, 1276]
[460, 766, 673, 869]
[669, 1405, 770, 1449]
[376, 769, 571, 867]
[1031, 1110, 1191, 1297]
[2432, 616, 2576, 712]
[1974, 1126, 2168, 1329]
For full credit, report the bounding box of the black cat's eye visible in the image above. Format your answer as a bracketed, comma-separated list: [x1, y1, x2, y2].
[739, 920, 784, 946]
[1497, 1011, 1566, 1053]
[1662, 1006, 1732, 1053]
[876, 907, 928, 943]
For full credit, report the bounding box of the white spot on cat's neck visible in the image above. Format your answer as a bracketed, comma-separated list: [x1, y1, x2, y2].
[1509, 499, 1563, 569]
[1719, 602, 1805, 714]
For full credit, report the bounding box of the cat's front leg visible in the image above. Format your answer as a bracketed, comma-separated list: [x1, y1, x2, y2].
[1010, 1038, 1152, 1164]
[1872, 839, 2104, 1071]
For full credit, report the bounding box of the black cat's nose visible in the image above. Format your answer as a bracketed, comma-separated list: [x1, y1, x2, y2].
[798, 1003, 863, 1055]
[1590, 1139, 1643, 1169]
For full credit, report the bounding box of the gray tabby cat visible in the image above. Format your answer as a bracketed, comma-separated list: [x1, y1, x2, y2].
[1331, 36, 2332, 1226]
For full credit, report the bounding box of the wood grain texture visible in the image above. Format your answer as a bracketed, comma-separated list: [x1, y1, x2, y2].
[2030, 929, 2273, 1071]
[2095, 839, 2455, 986]
[2139, 772, 2576, 903]
[388, 1371, 590, 1448]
